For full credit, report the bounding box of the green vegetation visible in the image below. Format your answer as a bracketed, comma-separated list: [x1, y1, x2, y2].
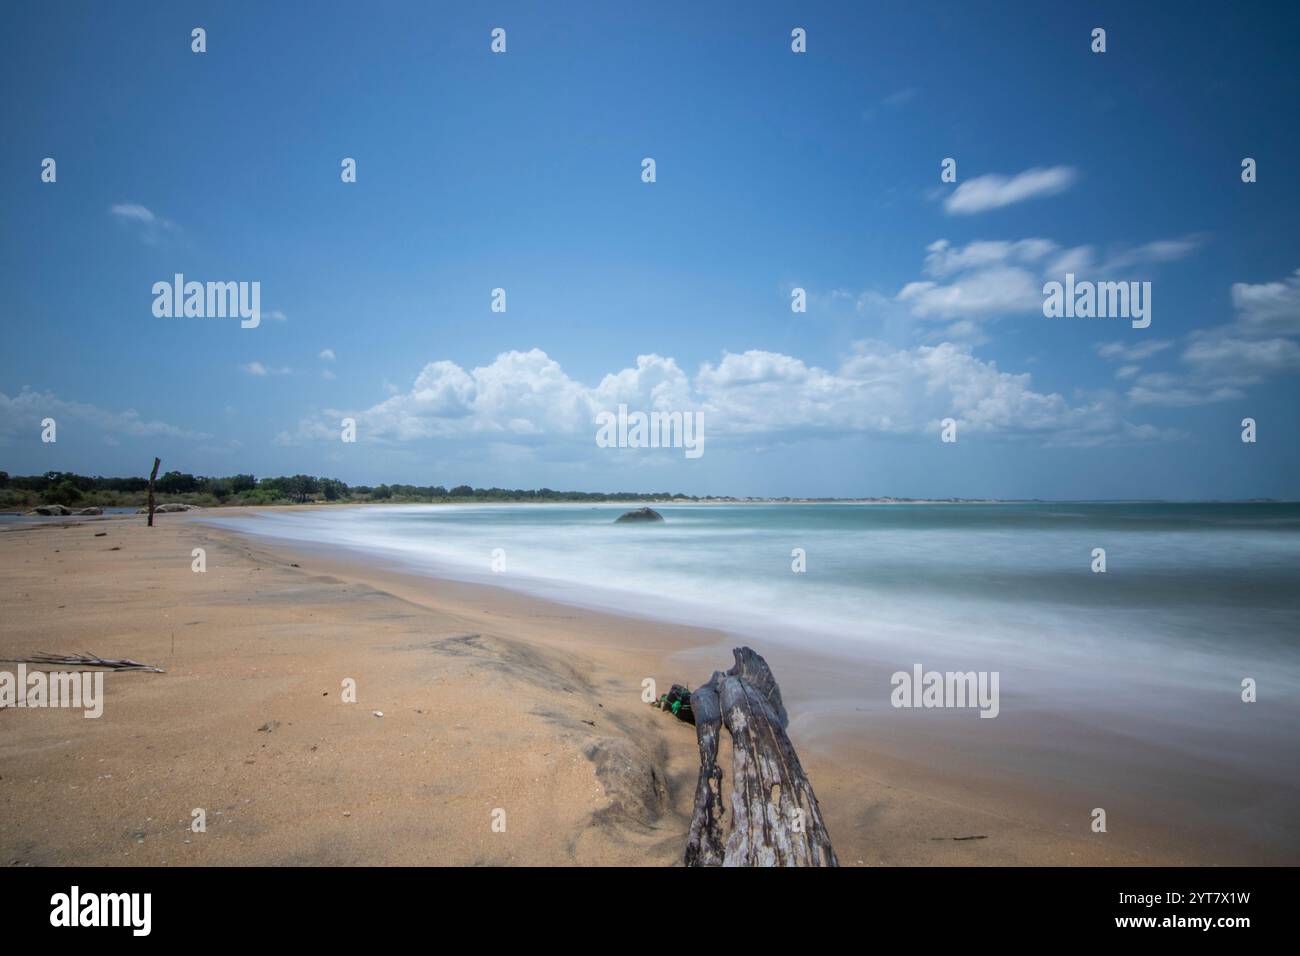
[0, 470, 701, 510]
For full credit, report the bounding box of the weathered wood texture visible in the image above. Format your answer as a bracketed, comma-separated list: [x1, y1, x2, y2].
[146, 457, 160, 528]
[684, 647, 837, 867]
[683, 671, 725, 866]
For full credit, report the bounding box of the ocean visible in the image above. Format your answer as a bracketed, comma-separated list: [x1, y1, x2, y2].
[208, 501, 1300, 700]
[208, 500, 1300, 852]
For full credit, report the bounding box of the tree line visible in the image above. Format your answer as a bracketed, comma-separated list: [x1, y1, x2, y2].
[0, 470, 700, 509]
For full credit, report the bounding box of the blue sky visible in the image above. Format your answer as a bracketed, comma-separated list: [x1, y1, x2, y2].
[2, 0, 1298, 499]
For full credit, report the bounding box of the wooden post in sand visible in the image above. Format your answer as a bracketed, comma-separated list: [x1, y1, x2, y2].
[147, 457, 160, 527]
[683, 647, 838, 867]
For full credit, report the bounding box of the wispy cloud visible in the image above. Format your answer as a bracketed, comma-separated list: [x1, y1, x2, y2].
[1121, 267, 1300, 406]
[0, 387, 206, 442]
[108, 203, 177, 243]
[944, 166, 1078, 215]
[1178, 268, 1300, 388]
[882, 88, 918, 108]
[241, 361, 292, 377]
[109, 203, 158, 223]
[895, 235, 1200, 324]
[1104, 236, 1206, 271]
[1228, 267, 1300, 337]
[1128, 373, 1243, 407]
[1182, 335, 1300, 385]
[862, 87, 918, 121]
[1096, 340, 1174, 362]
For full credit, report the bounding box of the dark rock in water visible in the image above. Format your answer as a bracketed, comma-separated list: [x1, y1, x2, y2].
[136, 502, 196, 514]
[28, 504, 71, 516]
[615, 507, 664, 524]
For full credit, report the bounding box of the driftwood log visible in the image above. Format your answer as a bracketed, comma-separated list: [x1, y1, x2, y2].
[146, 457, 160, 527]
[683, 647, 837, 867]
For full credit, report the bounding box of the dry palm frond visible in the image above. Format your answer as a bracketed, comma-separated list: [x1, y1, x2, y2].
[0, 651, 164, 673]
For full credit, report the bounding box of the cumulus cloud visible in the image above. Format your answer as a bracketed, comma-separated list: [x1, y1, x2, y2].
[944, 166, 1077, 215]
[318, 349, 336, 361]
[274, 345, 1166, 450]
[0, 388, 206, 442]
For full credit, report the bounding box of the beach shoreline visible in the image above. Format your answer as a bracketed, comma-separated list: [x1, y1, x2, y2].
[2, 509, 1292, 865]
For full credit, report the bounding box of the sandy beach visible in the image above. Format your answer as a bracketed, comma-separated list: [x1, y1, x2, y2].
[0, 509, 1286, 866]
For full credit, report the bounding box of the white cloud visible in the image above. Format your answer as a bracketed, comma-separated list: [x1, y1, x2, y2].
[1229, 268, 1300, 337]
[241, 361, 291, 377]
[1128, 381, 1243, 407]
[1182, 335, 1300, 385]
[920, 238, 1057, 277]
[108, 203, 176, 243]
[862, 87, 918, 121]
[1047, 245, 1096, 276]
[275, 345, 1165, 449]
[0, 388, 206, 442]
[895, 236, 1198, 322]
[1116, 267, 1300, 406]
[1103, 235, 1205, 271]
[897, 267, 1042, 319]
[1167, 267, 1300, 394]
[896, 238, 1068, 319]
[109, 203, 157, 223]
[1096, 339, 1174, 362]
[318, 349, 336, 361]
[944, 166, 1077, 215]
